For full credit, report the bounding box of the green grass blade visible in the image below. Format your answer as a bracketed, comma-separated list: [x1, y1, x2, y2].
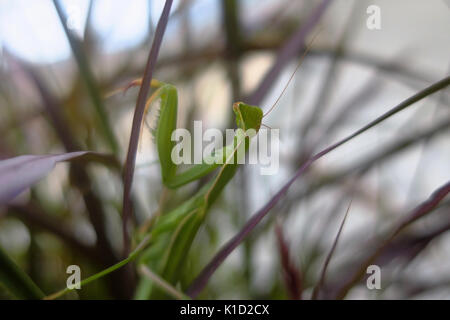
[0, 245, 44, 299]
[52, 0, 119, 153]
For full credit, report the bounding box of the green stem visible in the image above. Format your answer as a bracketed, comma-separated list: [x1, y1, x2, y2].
[44, 236, 151, 300]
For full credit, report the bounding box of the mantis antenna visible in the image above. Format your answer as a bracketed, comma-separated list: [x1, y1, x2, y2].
[263, 28, 322, 118]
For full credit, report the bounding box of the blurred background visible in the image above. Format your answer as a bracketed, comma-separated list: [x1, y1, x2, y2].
[0, 0, 449, 299]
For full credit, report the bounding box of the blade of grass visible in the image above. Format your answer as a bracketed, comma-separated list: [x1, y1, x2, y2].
[0, 245, 44, 299]
[382, 205, 450, 266]
[0, 151, 117, 204]
[403, 65, 450, 203]
[122, 0, 173, 256]
[186, 76, 450, 298]
[335, 180, 450, 299]
[292, 116, 450, 204]
[378, 210, 450, 268]
[319, 202, 450, 299]
[299, 183, 358, 285]
[275, 223, 302, 300]
[311, 200, 352, 300]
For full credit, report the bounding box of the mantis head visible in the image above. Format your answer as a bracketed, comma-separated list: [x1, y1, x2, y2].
[233, 102, 263, 133]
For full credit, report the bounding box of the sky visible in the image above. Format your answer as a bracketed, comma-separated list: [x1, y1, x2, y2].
[0, 0, 183, 63]
[0, 0, 289, 65]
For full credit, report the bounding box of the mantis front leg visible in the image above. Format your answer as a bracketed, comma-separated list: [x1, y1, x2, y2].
[140, 81, 220, 189]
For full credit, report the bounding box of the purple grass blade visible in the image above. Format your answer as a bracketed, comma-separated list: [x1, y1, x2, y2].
[334, 180, 450, 299]
[122, 0, 173, 256]
[275, 223, 302, 300]
[0, 151, 116, 204]
[311, 200, 352, 300]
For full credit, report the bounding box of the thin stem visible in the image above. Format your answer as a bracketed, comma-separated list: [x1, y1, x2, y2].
[138, 265, 190, 300]
[122, 0, 173, 257]
[311, 200, 352, 299]
[44, 236, 151, 300]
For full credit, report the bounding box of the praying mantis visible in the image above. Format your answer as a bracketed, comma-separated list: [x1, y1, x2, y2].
[126, 36, 318, 299]
[131, 79, 264, 299]
[45, 35, 316, 300]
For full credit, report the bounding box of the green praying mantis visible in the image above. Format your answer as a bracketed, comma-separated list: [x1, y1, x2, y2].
[46, 78, 266, 300]
[130, 78, 264, 299]
[127, 37, 317, 299]
[45, 35, 316, 300]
